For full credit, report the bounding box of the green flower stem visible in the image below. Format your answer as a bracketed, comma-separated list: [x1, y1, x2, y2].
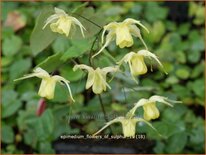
[88, 28, 103, 67]
[103, 50, 117, 63]
[98, 94, 113, 133]
[71, 14, 112, 133]
[72, 13, 102, 28]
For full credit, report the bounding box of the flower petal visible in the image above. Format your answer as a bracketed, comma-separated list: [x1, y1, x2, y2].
[97, 68, 112, 89]
[137, 50, 164, 68]
[73, 64, 93, 72]
[43, 7, 67, 30]
[43, 14, 60, 29]
[86, 70, 95, 89]
[134, 117, 161, 136]
[54, 7, 67, 16]
[143, 103, 160, 120]
[93, 117, 124, 136]
[38, 78, 56, 99]
[52, 75, 75, 102]
[92, 70, 108, 94]
[14, 67, 50, 81]
[130, 55, 147, 76]
[70, 16, 86, 37]
[51, 17, 72, 37]
[124, 18, 149, 33]
[126, 98, 148, 118]
[102, 66, 119, 74]
[92, 32, 115, 58]
[129, 25, 148, 49]
[102, 22, 118, 43]
[121, 118, 137, 138]
[117, 52, 136, 65]
[149, 95, 182, 107]
[115, 24, 133, 48]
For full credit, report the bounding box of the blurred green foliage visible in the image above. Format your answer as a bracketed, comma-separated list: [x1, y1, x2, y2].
[1, 1, 205, 154]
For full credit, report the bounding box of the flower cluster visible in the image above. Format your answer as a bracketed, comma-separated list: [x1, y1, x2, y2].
[93, 96, 181, 138]
[15, 8, 181, 138]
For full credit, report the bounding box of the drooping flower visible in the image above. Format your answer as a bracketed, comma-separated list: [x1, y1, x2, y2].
[127, 95, 181, 121]
[93, 95, 180, 137]
[14, 67, 75, 101]
[43, 7, 86, 37]
[73, 64, 118, 94]
[93, 116, 157, 138]
[92, 18, 149, 58]
[117, 49, 165, 77]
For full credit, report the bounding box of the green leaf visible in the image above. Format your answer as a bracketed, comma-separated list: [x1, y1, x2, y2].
[154, 141, 165, 153]
[23, 129, 37, 148]
[60, 65, 85, 82]
[145, 2, 168, 22]
[105, 6, 126, 16]
[30, 7, 57, 56]
[71, 2, 89, 14]
[187, 51, 201, 63]
[191, 78, 204, 99]
[166, 76, 179, 84]
[172, 85, 191, 98]
[150, 21, 165, 43]
[3, 35, 22, 57]
[52, 105, 80, 139]
[39, 142, 55, 153]
[2, 56, 13, 67]
[191, 61, 204, 78]
[53, 84, 71, 103]
[146, 120, 186, 139]
[83, 121, 101, 134]
[17, 81, 35, 94]
[191, 37, 204, 52]
[33, 109, 54, 141]
[193, 7, 204, 25]
[175, 67, 190, 80]
[1, 124, 14, 144]
[162, 104, 188, 122]
[2, 89, 17, 105]
[2, 90, 22, 118]
[176, 51, 186, 64]
[37, 52, 64, 73]
[2, 100, 22, 118]
[165, 21, 177, 31]
[52, 36, 71, 53]
[111, 103, 127, 112]
[178, 23, 190, 36]
[10, 58, 31, 80]
[2, 27, 14, 39]
[61, 39, 91, 61]
[131, 4, 142, 14]
[190, 118, 204, 144]
[189, 2, 198, 17]
[17, 110, 36, 131]
[40, 109, 54, 136]
[166, 132, 187, 153]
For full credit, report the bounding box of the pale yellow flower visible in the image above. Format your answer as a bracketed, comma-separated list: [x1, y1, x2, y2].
[93, 95, 179, 137]
[93, 116, 156, 138]
[92, 18, 149, 58]
[128, 95, 181, 121]
[14, 67, 75, 101]
[117, 49, 164, 77]
[43, 7, 86, 37]
[73, 64, 118, 94]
